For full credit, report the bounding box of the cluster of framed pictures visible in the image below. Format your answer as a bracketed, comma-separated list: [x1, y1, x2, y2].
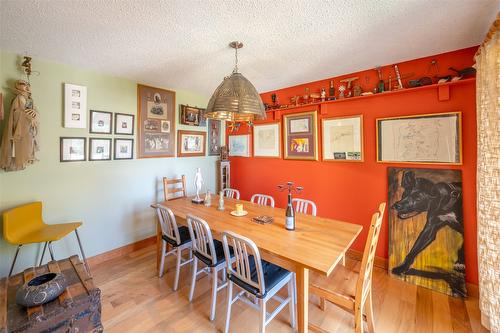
[231, 110, 462, 165]
[89, 110, 134, 135]
[60, 137, 133, 162]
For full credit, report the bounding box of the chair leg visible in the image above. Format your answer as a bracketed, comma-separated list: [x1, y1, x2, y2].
[224, 282, 233, 333]
[74, 229, 91, 276]
[319, 297, 326, 311]
[259, 298, 266, 333]
[159, 240, 167, 278]
[48, 242, 55, 260]
[222, 267, 227, 282]
[39, 242, 48, 266]
[173, 247, 182, 291]
[189, 257, 198, 302]
[354, 303, 364, 333]
[8, 245, 22, 277]
[209, 267, 218, 321]
[365, 289, 375, 333]
[288, 277, 296, 329]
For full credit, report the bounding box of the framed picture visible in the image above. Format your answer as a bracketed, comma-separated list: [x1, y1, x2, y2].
[180, 104, 206, 126]
[177, 130, 206, 157]
[283, 111, 318, 160]
[377, 112, 462, 164]
[60, 137, 86, 162]
[64, 83, 87, 128]
[114, 139, 134, 160]
[90, 110, 112, 134]
[137, 84, 176, 158]
[114, 113, 134, 135]
[253, 122, 281, 158]
[89, 138, 111, 161]
[208, 119, 221, 156]
[322, 115, 363, 161]
[229, 134, 250, 157]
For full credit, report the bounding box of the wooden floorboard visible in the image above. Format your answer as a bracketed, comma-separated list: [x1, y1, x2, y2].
[92, 245, 486, 333]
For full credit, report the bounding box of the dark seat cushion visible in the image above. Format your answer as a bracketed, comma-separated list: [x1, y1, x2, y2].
[162, 225, 191, 247]
[228, 256, 291, 298]
[194, 239, 233, 267]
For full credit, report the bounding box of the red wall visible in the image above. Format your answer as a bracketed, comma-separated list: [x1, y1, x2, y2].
[227, 47, 478, 284]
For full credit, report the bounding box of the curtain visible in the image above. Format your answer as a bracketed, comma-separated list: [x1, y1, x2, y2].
[475, 13, 500, 333]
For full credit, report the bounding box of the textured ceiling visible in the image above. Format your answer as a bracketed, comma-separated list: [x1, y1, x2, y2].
[1, 0, 498, 96]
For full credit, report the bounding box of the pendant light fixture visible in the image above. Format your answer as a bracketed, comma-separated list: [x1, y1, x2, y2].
[205, 41, 266, 122]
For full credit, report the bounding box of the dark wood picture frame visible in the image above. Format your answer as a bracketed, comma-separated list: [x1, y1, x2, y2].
[88, 138, 112, 161]
[180, 104, 206, 126]
[114, 112, 135, 135]
[177, 130, 206, 157]
[207, 119, 221, 156]
[137, 84, 176, 158]
[89, 110, 113, 134]
[60, 137, 86, 162]
[114, 138, 134, 160]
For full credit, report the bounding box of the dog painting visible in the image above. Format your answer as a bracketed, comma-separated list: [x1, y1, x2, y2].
[388, 168, 466, 297]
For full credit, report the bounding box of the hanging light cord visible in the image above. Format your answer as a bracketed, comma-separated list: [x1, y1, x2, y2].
[233, 45, 239, 74]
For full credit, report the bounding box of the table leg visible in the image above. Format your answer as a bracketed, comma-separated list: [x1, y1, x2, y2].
[296, 266, 309, 333]
[156, 222, 161, 271]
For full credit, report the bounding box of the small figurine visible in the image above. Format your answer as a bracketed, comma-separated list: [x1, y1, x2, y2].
[204, 190, 211, 207]
[338, 85, 346, 99]
[303, 88, 310, 104]
[353, 85, 362, 97]
[271, 93, 277, 105]
[320, 88, 326, 102]
[192, 168, 204, 204]
[220, 146, 229, 160]
[218, 191, 225, 211]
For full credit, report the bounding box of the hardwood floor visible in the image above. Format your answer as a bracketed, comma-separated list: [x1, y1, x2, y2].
[92, 245, 487, 333]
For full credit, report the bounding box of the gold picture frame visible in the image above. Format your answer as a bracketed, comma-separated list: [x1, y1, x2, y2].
[322, 115, 364, 162]
[283, 111, 318, 161]
[253, 122, 281, 158]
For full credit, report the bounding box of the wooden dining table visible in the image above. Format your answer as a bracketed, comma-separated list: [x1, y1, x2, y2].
[153, 195, 362, 333]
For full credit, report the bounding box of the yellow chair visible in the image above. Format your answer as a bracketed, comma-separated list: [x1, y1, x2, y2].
[3, 201, 90, 277]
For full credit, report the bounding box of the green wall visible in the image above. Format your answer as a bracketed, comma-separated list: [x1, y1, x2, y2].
[0, 52, 218, 277]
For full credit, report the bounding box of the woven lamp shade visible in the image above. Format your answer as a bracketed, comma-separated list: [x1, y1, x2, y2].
[205, 72, 266, 122]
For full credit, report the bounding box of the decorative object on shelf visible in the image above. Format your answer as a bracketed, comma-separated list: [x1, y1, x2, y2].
[252, 215, 273, 224]
[227, 121, 241, 133]
[328, 80, 336, 100]
[377, 112, 462, 164]
[271, 93, 277, 105]
[408, 76, 433, 87]
[89, 110, 112, 134]
[277, 181, 303, 230]
[114, 113, 134, 135]
[283, 111, 318, 160]
[394, 64, 404, 89]
[205, 41, 266, 122]
[218, 191, 225, 211]
[320, 88, 326, 102]
[291, 95, 300, 106]
[16, 273, 67, 307]
[64, 83, 87, 128]
[338, 84, 346, 99]
[217, 160, 230, 192]
[177, 130, 206, 157]
[204, 190, 212, 207]
[389, 168, 466, 297]
[449, 66, 476, 78]
[60, 137, 86, 162]
[89, 138, 111, 161]
[220, 146, 229, 161]
[375, 66, 385, 93]
[208, 119, 221, 156]
[114, 138, 134, 160]
[253, 122, 281, 158]
[309, 91, 320, 103]
[229, 134, 250, 157]
[353, 85, 362, 96]
[322, 115, 363, 162]
[230, 203, 247, 216]
[137, 84, 175, 158]
[339, 76, 358, 98]
[180, 104, 206, 126]
[192, 167, 204, 204]
[0, 80, 40, 171]
[302, 87, 310, 104]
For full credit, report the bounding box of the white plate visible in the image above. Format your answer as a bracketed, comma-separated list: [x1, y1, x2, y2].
[230, 210, 248, 217]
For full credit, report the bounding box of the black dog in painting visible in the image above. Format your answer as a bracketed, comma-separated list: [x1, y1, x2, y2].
[391, 170, 466, 296]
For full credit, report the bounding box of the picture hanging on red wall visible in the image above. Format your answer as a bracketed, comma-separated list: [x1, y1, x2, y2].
[322, 115, 363, 162]
[283, 111, 318, 160]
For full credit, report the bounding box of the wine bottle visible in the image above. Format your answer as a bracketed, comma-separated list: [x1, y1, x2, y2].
[329, 80, 335, 97]
[285, 193, 295, 230]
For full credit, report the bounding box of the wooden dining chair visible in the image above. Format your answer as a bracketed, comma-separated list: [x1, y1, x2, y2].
[222, 188, 240, 200]
[163, 175, 187, 201]
[187, 214, 234, 321]
[250, 194, 275, 207]
[309, 202, 386, 333]
[153, 204, 193, 291]
[292, 198, 317, 216]
[222, 230, 296, 333]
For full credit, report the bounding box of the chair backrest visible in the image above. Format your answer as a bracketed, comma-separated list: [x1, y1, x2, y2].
[2, 202, 44, 244]
[355, 202, 386, 305]
[222, 230, 265, 296]
[223, 188, 240, 200]
[154, 204, 182, 246]
[250, 194, 275, 207]
[292, 198, 317, 216]
[163, 175, 187, 201]
[187, 214, 217, 266]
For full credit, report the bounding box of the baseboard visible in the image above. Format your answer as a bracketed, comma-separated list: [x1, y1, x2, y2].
[87, 236, 156, 268]
[346, 248, 388, 269]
